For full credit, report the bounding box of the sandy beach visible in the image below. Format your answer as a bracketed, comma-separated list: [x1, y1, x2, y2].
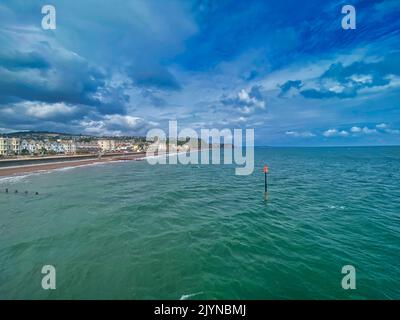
[0, 153, 146, 178]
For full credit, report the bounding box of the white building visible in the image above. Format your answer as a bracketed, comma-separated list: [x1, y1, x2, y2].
[75, 141, 101, 154]
[0, 137, 10, 155]
[20, 139, 29, 153]
[98, 139, 116, 152]
[61, 140, 76, 154]
[10, 138, 20, 155]
[28, 140, 37, 154]
[0, 137, 21, 155]
[35, 141, 45, 154]
[50, 142, 64, 153]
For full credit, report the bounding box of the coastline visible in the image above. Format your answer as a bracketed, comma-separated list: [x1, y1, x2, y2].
[0, 148, 212, 179]
[0, 153, 146, 178]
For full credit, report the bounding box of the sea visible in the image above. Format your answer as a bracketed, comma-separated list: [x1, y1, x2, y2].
[0, 147, 399, 299]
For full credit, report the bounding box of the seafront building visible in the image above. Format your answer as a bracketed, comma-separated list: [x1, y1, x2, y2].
[75, 141, 101, 154]
[27, 140, 37, 154]
[20, 140, 29, 153]
[0, 137, 21, 155]
[10, 138, 20, 155]
[0, 137, 10, 155]
[115, 141, 132, 152]
[61, 140, 76, 154]
[98, 139, 116, 152]
[0, 136, 143, 157]
[50, 141, 64, 153]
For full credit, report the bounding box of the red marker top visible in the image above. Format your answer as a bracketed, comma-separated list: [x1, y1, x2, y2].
[263, 165, 269, 173]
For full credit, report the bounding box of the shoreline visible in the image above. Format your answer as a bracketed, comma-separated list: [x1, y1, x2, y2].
[0, 148, 211, 179]
[0, 153, 146, 178]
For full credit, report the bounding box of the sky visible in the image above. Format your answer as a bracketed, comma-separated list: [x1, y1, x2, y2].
[0, 0, 399, 146]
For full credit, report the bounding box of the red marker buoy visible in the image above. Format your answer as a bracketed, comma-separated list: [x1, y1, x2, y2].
[263, 165, 269, 200]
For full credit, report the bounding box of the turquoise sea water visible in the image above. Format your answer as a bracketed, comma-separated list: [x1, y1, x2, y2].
[0, 147, 399, 299]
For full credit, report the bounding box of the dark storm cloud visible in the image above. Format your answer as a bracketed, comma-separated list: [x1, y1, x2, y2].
[127, 64, 181, 91]
[0, 32, 124, 113]
[0, 0, 197, 134]
[300, 87, 357, 99]
[0, 51, 50, 70]
[140, 89, 167, 108]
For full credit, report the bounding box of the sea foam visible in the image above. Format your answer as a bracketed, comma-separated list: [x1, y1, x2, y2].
[179, 292, 203, 300]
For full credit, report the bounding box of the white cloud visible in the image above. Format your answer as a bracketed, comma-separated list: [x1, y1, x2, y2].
[384, 128, 400, 135]
[349, 126, 378, 135]
[104, 115, 144, 128]
[323, 129, 349, 137]
[221, 85, 266, 115]
[238, 106, 252, 114]
[24, 103, 79, 119]
[328, 84, 346, 93]
[349, 74, 373, 84]
[0, 101, 82, 123]
[326, 123, 400, 138]
[238, 88, 266, 109]
[285, 130, 315, 138]
[233, 116, 247, 123]
[79, 114, 158, 136]
[361, 126, 377, 134]
[373, 123, 400, 134]
[238, 89, 251, 103]
[376, 123, 387, 129]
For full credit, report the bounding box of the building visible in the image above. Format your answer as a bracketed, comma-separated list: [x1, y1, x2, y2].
[0, 136, 144, 157]
[132, 144, 140, 152]
[98, 139, 116, 152]
[0, 137, 10, 155]
[20, 139, 30, 154]
[76, 141, 101, 154]
[44, 141, 52, 153]
[61, 140, 76, 154]
[115, 141, 134, 152]
[10, 138, 20, 155]
[0, 137, 21, 155]
[27, 140, 37, 154]
[35, 141, 45, 154]
[50, 141, 64, 154]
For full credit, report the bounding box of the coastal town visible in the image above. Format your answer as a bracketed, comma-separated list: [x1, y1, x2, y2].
[0, 132, 148, 158]
[0, 131, 153, 177]
[0, 131, 214, 177]
[0, 131, 217, 159]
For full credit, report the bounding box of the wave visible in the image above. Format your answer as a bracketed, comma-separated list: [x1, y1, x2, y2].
[179, 292, 203, 300]
[141, 149, 208, 161]
[0, 174, 32, 184]
[0, 159, 134, 182]
[328, 205, 345, 210]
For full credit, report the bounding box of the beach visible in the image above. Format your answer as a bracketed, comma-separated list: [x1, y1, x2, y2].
[0, 152, 146, 178]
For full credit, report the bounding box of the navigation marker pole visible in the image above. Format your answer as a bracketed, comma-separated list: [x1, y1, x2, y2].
[264, 165, 269, 201]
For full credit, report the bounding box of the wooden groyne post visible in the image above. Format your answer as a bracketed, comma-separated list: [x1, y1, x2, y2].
[2, 188, 39, 195]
